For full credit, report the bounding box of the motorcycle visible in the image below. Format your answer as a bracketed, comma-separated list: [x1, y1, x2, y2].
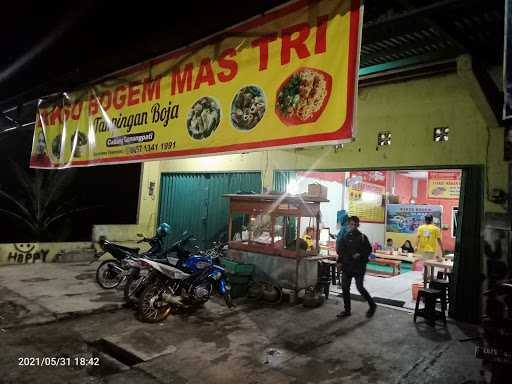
[123, 233, 196, 304]
[137, 233, 233, 323]
[95, 234, 162, 289]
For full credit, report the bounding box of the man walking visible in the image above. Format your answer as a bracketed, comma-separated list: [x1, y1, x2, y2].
[336, 216, 376, 318]
[415, 214, 443, 261]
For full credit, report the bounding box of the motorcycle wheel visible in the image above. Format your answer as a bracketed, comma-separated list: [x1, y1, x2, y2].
[138, 282, 172, 323]
[96, 260, 123, 289]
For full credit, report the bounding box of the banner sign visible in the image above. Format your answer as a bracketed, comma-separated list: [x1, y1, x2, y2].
[427, 171, 461, 199]
[347, 172, 385, 223]
[386, 204, 442, 234]
[30, 0, 362, 169]
[504, 0, 512, 119]
[346, 170, 386, 187]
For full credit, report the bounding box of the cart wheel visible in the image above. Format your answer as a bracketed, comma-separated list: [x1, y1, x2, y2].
[247, 280, 264, 301]
[303, 286, 325, 308]
[261, 282, 282, 304]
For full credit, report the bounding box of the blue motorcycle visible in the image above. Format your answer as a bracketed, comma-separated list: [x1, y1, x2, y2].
[137, 233, 233, 323]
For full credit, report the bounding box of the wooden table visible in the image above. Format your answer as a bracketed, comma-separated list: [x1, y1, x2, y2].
[423, 259, 453, 285]
[370, 258, 402, 275]
[319, 241, 337, 258]
[374, 251, 417, 263]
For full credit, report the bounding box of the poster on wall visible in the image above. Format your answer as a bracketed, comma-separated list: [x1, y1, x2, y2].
[504, 0, 512, 119]
[427, 171, 461, 199]
[386, 204, 443, 234]
[345, 170, 386, 187]
[347, 171, 386, 223]
[30, 0, 362, 169]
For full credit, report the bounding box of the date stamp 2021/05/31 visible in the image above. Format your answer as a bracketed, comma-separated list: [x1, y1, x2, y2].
[18, 356, 100, 368]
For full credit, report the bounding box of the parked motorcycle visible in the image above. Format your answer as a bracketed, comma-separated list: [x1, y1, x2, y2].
[137, 233, 233, 323]
[123, 233, 196, 304]
[95, 234, 163, 289]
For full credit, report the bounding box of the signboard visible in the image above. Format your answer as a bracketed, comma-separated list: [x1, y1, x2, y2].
[386, 204, 442, 234]
[427, 171, 461, 199]
[504, 0, 512, 119]
[30, 0, 362, 169]
[346, 170, 386, 187]
[348, 172, 385, 223]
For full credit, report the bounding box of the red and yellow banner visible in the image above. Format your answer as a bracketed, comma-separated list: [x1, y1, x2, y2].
[427, 171, 461, 199]
[30, 0, 362, 168]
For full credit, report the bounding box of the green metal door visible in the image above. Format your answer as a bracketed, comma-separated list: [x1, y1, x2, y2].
[158, 172, 261, 249]
[273, 171, 297, 192]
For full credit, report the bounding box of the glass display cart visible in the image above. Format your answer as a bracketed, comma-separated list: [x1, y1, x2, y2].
[224, 193, 331, 296]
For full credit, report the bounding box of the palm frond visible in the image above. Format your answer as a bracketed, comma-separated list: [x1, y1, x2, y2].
[0, 189, 34, 220]
[0, 208, 38, 234]
[43, 205, 99, 229]
[9, 160, 35, 199]
[41, 169, 77, 214]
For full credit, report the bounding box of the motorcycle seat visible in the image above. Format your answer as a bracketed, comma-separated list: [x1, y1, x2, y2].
[103, 240, 140, 254]
[120, 245, 140, 253]
[146, 256, 172, 266]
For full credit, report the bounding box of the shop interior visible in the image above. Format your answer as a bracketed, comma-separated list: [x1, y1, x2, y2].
[283, 169, 461, 310]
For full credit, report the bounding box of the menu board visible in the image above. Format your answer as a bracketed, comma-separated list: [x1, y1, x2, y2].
[348, 175, 385, 223]
[427, 171, 461, 199]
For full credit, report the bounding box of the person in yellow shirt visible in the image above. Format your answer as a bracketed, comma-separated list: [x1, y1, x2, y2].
[303, 227, 315, 250]
[415, 214, 444, 260]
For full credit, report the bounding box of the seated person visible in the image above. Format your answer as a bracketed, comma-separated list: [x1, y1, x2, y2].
[400, 240, 415, 253]
[385, 238, 394, 252]
[303, 227, 315, 250]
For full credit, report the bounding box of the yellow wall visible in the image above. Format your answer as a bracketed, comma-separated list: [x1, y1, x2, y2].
[0, 242, 92, 265]
[134, 61, 506, 235]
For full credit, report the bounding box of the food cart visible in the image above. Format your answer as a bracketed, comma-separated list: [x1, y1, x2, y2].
[224, 193, 332, 298]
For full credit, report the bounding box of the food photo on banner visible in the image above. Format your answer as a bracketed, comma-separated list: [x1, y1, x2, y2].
[386, 204, 443, 234]
[30, 0, 363, 169]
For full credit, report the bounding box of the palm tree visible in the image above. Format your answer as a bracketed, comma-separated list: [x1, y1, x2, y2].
[0, 162, 92, 241]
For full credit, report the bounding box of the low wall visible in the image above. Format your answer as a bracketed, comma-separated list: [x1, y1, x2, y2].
[0, 242, 93, 265]
[0, 225, 154, 266]
[92, 224, 153, 251]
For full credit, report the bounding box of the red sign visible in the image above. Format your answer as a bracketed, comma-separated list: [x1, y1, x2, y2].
[348, 171, 386, 186]
[427, 171, 461, 199]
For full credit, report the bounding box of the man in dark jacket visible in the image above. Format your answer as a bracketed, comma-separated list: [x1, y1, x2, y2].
[337, 216, 376, 318]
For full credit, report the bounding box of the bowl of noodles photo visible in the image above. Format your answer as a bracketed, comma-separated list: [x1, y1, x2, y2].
[275, 67, 332, 126]
[231, 85, 266, 131]
[187, 96, 221, 139]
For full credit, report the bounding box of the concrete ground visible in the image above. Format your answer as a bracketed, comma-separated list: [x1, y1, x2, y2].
[331, 271, 424, 310]
[0, 263, 483, 384]
[0, 262, 124, 329]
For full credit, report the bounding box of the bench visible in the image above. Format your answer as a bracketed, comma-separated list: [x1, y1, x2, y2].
[368, 258, 402, 276]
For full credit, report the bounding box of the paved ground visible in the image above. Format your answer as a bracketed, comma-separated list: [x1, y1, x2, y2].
[331, 271, 424, 310]
[0, 263, 483, 384]
[0, 262, 124, 329]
